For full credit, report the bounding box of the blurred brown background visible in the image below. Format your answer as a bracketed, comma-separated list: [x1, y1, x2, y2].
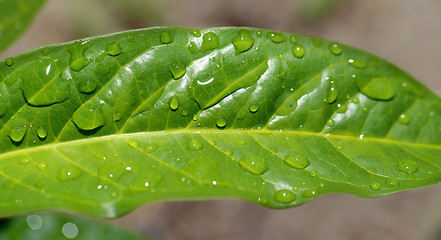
[2, 0, 441, 239]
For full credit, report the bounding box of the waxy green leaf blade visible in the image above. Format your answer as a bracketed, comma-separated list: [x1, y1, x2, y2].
[0, 27, 440, 218]
[0, 0, 47, 54]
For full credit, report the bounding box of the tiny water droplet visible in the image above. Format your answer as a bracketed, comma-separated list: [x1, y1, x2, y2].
[232, 30, 254, 54]
[41, 48, 49, 55]
[348, 58, 368, 68]
[362, 106, 369, 112]
[5, 57, 14, 66]
[188, 41, 199, 53]
[38, 162, 48, 170]
[327, 119, 335, 127]
[9, 125, 27, 143]
[289, 35, 297, 43]
[237, 140, 246, 145]
[36, 126, 48, 139]
[20, 158, 32, 164]
[274, 189, 297, 203]
[386, 177, 399, 187]
[336, 104, 348, 113]
[169, 61, 186, 79]
[188, 140, 203, 150]
[329, 42, 342, 55]
[78, 79, 97, 94]
[370, 182, 381, 191]
[398, 113, 411, 124]
[160, 30, 173, 44]
[397, 160, 418, 174]
[200, 32, 219, 52]
[216, 117, 227, 128]
[256, 31, 263, 37]
[292, 44, 305, 58]
[225, 149, 233, 156]
[302, 189, 318, 198]
[58, 167, 82, 182]
[266, 32, 286, 43]
[190, 29, 201, 37]
[239, 156, 268, 175]
[284, 153, 310, 169]
[325, 79, 338, 103]
[249, 104, 259, 113]
[113, 112, 122, 122]
[106, 42, 123, 56]
[144, 144, 158, 153]
[350, 97, 359, 104]
[128, 139, 140, 148]
[169, 95, 180, 111]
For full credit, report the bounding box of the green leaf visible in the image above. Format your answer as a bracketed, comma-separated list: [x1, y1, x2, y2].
[1, 27, 441, 218]
[0, 212, 148, 239]
[0, 0, 47, 54]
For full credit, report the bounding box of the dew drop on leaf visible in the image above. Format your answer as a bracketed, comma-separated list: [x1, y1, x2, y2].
[144, 144, 158, 153]
[200, 32, 219, 52]
[292, 44, 305, 58]
[169, 95, 180, 111]
[57, 167, 83, 182]
[188, 140, 204, 151]
[68, 41, 92, 72]
[169, 61, 186, 79]
[225, 149, 233, 156]
[249, 104, 259, 113]
[327, 119, 335, 127]
[72, 102, 105, 131]
[397, 160, 418, 174]
[336, 104, 348, 113]
[284, 153, 310, 169]
[187, 41, 199, 53]
[38, 162, 48, 170]
[274, 189, 297, 203]
[232, 30, 254, 54]
[237, 140, 246, 145]
[160, 30, 173, 44]
[128, 139, 140, 148]
[239, 156, 268, 175]
[78, 79, 97, 94]
[36, 126, 48, 139]
[5, 57, 14, 66]
[355, 77, 395, 101]
[325, 79, 338, 103]
[266, 32, 286, 43]
[190, 29, 201, 37]
[370, 182, 381, 191]
[329, 42, 342, 55]
[398, 113, 411, 124]
[289, 35, 297, 43]
[216, 117, 227, 129]
[302, 189, 318, 198]
[8, 125, 27, 143]
[386, 177, 399, 187]
[106, 42, 123, 56]
[20, 158, 32, 165]
[348, 58, 368, 69]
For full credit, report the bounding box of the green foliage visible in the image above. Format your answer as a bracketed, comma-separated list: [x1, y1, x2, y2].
[1, 27, 440, 219]
[0, 0, 47, 54]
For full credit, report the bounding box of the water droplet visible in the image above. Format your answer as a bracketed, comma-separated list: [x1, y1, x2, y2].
[225, 149, 233, 156]
[78, 79, 97, 94]
[106, 42, 123, 56]
[128, 139, 140, 148]
[169, 95, 180, 111]
[37, 126, 48, 139]
[129, 173, 163, 193]
[239, 156, 268, 175]
[355, 77, 396, 101]
[274, 189, 297, 203]
[9, 125, 27, 143]
[256, 31, 263, 37]
[188, 41, 199, 53]
[329, 42, 342, 55]
[327, 119, 335, 127]
[284, 153, 310, 169]
[20, 158, 32, 164]
[398, 113, 411, 124]
[362, 106, 369, 112]
[249, 104, 259, 113]
[237, 140, 246, 145]
[58, 167, 82, 182]
[386, 177, 399, 187]
[190, 29, 201, 37]
[289, 35, 297, 43]
[169, 61, 186, 79]
[5, 57, 14, 66]
[68, 41, 92, 72]
[188, 140, 203, 150]
[160, 30, 173, 44]
[370, 182, 381, 191]
[302, 189, 318, 198]
[266, 32, 286, 43]
[232, 30, 254, 54]
[292, 44, 305, 58]
[200, 32, 219, 52]
[350, 97, 359, 104]
[216, 118, 227, 128]
[144, 144, 158, 153]
[38, 162, 48, 170]
[26, 214, 43, 230]
[41, 48, 49, 55]
[397, 160, 418, 174]
[336, 104, 348, 113]
[62, 222, 79, 239]
[325, 79, 338, 103]
[72, 102, 105, 131]
[349, 58, 368, 68]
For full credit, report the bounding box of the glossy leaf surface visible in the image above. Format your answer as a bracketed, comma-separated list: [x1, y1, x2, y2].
[1, 27, 441, 218]
[0, 0, 47, 54]
[0, 212, 147, 239]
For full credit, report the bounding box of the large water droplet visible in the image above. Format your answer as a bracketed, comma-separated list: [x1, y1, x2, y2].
[355, 77, 395, 101]
[169, 95, 180, 111]
[68, 41, 92, 72]
[62, 222, 79, 239]
[78, 79, 97, 94]
[37, 126, 48, 139]
[5, 57, 14, 66]
[9, 124, 27, 143]
[327, 119, 335, 127]
[188, 41, 199, 53]
[370, 182, 381, 191]
[200, 32, 219, 52]
[292, 44, 305, 58]
[169, 61, 186, 79]
[106, 42, 123, 56]
[329, 42, 342, 55]
[398, 113, 411, 124]
[188, 140, 203, 150]
[216, 117, 227, 129]
[325, 78, 338, 103]
[266, 32, 286, 43]
[160, 30, 173, 44]
[284, 153, 310, 169]
[232, 30, 254, 54]
[349, 58, 368, 69]
[397, 160, 418, 174]
[274, 189, 297, 203]
[72, 102, 105, 131]
[26, 214, 43, 230]
[58, 167, 82, 182]
[239, 156, 268, 175]
[249, 104, 259, 113]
